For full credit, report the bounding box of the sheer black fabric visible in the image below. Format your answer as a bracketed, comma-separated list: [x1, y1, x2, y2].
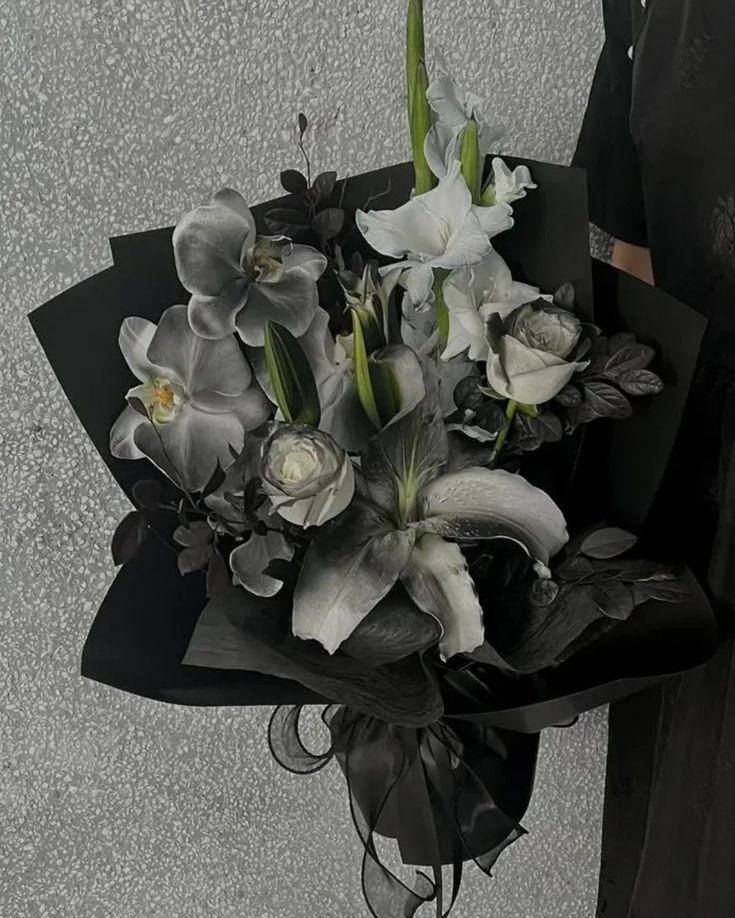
[574, 2, 735, 916]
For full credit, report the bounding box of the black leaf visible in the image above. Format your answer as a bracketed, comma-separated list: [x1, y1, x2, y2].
[201, 463, 226, 498]
[589, 581, 635, 620]
[474, 402, 506, 435]
[297, 112, 308, 136]
[173, 521, 213, 548]
[453, 376, 486, 412]
[311, 170, 337, 203]
[264, 207, 309, 234]
[311, 206, 344, 239]
[132, 479, 164, 510]
[581, 527, 638, 559]
[617, 368, 664, 396]
[525, 411, 563, 443]
[633, 578, 689, 604]
[604, 343, 655, 376]
[178, 543, 214, 576]
[554, 384, 583, 408]
[206, 552, 231, 598]
[583, 380, 633, 419]
[608, 331, 637, 352]
[280, 169, 308, 194]
[111, 511, 148, 566]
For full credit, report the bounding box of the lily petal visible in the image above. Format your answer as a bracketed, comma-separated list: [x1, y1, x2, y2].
[400, 533, 484, 659]
[415, 467, 568, 562]
[292, 502, 416, 653]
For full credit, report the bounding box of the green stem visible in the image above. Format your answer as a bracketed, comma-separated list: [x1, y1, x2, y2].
[433, 269, 449, 348]
[493, 400, 518, 459]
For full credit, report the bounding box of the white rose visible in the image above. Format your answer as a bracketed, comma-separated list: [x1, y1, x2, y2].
[261, 426, 355, 528]
[486, 303, 588, 405]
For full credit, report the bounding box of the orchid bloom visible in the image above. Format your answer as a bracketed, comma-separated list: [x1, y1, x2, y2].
[424, 61, 504, 180]
[290, 400, 568, 659]
[356, 161, 514, 307]
[442, 249, 542, 361]
[110, 305, 270, 491]
[173, 188, 327, 346]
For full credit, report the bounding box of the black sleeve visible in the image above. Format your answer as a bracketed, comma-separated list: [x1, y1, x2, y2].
[573, 0, 648, 246]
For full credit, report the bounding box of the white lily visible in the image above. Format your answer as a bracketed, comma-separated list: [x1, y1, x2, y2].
[356, 161, 513, 308]
[424, 58, 504, 180]
[442, 249, 542, 361]
[110, 305, 270, 491]
[173, 188, 327, 346]
[291, 402, 568, 658]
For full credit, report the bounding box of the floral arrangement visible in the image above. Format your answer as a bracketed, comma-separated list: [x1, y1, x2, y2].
[31, 2, 715, 916]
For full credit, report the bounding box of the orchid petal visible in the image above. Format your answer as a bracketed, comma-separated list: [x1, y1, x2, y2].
[236, 271, 318, 346]
[415, 467, 568, 562]
[109, 404, 146, 460]
[186, 279, 249, 341]
[173, 188, 255, 297]
[133, 406, 244, 492]
[148, 304, 252, 395]
[118, 317, 167, 382]
[400, 534, 484, 659]
[282, 244, 328, 281]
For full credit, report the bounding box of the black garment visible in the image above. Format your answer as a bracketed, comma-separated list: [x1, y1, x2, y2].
[574, 2, 735, 916]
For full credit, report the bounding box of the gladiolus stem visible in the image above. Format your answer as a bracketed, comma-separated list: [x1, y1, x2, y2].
[433, 269, 449, 347]
[459, 118, 482, 204]
[406, 0, 435, 194]
[493, 399, 518, 459]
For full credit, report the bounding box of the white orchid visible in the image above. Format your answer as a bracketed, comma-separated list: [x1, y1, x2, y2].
[356, 161, 513, 308]
[110, 305, 270, 491]
[483, 157, 537, 205]
[442, 249, 542, 361]
[173, 188, 327, 346]
[424, 60, 504, 181]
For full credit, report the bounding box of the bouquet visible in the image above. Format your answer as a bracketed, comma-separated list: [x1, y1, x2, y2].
[31, 2, 717, 915]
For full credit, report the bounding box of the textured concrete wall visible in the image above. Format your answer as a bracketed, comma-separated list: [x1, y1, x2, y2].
[0, 2, 605, 916]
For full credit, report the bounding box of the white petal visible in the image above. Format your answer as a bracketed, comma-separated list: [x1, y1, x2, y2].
[282, 244, 328, 281]
[489, 337, 584, 404]
[118, 317, 166, 382]
[400, 534, 484, 659]
[416, 467, 568, 562]
[173, 189, 255, 297]
[403, 264, 435, 307]
[426, 71, 470, 127]
[186, 280, 249, 341]
[471, 202, 514, 239]
[235, 270, 318, 346]
[133, 406, 244, 492]
[110, 404, 146, 460]
[441, 267, 487, 360]
[356, 199, 447, 259]
[149, 304, 253, 395]
[229, 530, 294, 598]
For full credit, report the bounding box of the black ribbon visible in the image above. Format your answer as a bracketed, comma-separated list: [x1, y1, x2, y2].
[268, 705, 537, 917]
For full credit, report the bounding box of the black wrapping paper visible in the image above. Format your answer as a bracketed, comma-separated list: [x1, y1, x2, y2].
[30, 161, 717, 892]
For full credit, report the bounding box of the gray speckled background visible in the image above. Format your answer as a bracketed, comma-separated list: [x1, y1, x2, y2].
[0, 2, 605, 916]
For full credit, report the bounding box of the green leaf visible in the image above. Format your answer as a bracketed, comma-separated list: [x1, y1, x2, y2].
[263, 320, 321, 426]
[459, 118, 481, 204]
[351, 309, 382, 429]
